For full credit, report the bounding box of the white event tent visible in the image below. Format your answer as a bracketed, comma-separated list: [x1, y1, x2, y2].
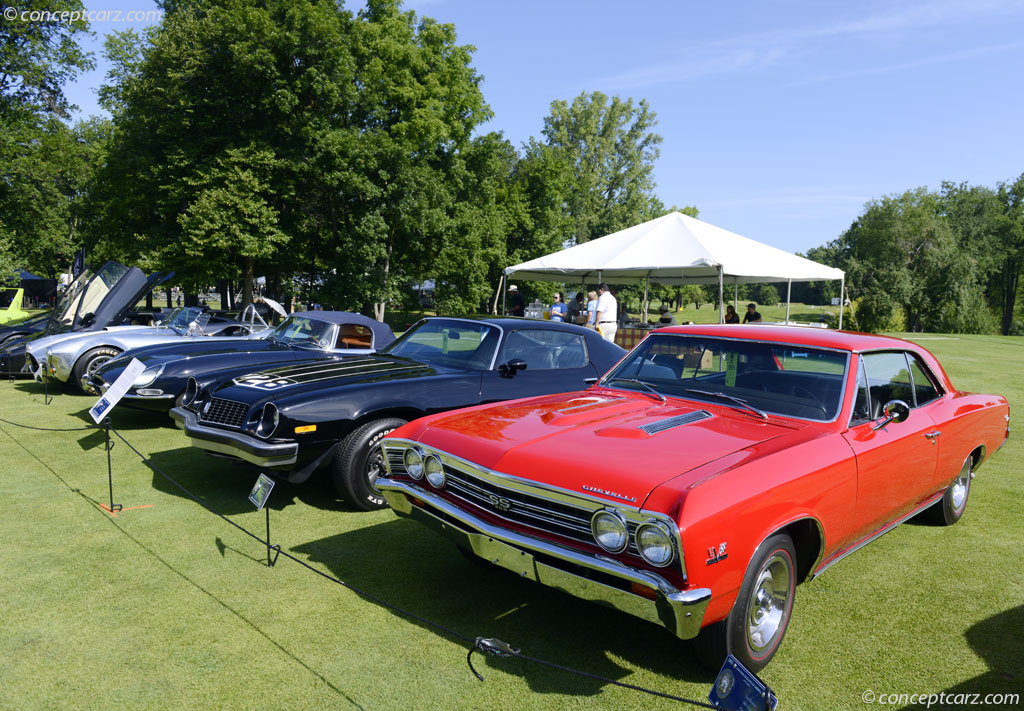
[504, 211, 846, 328]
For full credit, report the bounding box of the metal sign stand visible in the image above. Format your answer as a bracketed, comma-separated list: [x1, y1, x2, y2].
[249, 473, 279, 567]
[104, 418, 121, 513]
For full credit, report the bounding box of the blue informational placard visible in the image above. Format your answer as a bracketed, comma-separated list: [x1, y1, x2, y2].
[708, 654, 778, 711]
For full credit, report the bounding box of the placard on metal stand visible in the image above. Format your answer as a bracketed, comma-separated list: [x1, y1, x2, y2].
[103, 417, 121, 513]
[249, 474, 280, 567]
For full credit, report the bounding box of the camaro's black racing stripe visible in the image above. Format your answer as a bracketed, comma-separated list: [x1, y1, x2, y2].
[233, 358, 425, 390]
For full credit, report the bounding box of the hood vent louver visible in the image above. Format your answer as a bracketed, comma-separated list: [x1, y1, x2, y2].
[639, 410, 712, 435]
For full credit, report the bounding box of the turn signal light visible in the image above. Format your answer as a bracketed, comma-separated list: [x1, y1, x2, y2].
[294, 425, 317, 434]
[629, 582, 658, 600]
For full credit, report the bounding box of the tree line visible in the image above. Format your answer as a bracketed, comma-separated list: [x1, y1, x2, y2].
[1, 0, 1021, 334]
[1, 0, 682, 319]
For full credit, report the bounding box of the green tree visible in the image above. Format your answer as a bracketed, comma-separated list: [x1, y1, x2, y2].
[537, 91, 663, 245]
[0, 0, 92, 116]
[833, 188, 992, 333]
[993, 175, 1024, 334]
[88, 0, 360, 303]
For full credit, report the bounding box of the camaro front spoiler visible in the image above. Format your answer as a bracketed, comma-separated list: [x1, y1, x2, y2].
[170, 406, 298, 469]
[377, 478, 712, 640]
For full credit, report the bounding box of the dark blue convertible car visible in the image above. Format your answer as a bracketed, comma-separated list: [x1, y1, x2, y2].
[89, 311, 395, 411]
[171, 317, 625, 510]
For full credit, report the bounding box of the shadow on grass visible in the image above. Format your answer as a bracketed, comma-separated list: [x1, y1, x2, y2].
[139, 446, 350, 515]
[897, 605, 1023, 710]
[292, 521, 714, 697]
[69, 405, 172, 431]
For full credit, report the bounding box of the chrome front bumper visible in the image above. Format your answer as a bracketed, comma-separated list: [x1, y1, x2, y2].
[378, 478, 711, 640]
[170, 407, 298, 468]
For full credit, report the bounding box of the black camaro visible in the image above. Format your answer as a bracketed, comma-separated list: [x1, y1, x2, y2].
[171, 317, 625, 510]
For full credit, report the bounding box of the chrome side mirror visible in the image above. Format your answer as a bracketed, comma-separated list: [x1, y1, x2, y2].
[497, 358, 528, 379]
[872, 399, 910, 430]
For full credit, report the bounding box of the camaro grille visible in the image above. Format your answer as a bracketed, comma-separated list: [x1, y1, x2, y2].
[386, 450, 640, 553]
[199, 398, 249, 428]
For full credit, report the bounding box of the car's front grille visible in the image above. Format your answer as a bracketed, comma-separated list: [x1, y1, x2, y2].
[385, 449, 642, 554]
[199, 398, 249, 428]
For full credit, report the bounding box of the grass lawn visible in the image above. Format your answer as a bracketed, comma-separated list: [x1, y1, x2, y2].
[0, 333, 1021, 710]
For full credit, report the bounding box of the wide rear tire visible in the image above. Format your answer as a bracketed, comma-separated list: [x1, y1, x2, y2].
[332, 417, 406, 511]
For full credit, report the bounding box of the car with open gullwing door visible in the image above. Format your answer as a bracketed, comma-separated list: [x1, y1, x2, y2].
[375, 324, 1009, 671]
[170, 317, 625, 510]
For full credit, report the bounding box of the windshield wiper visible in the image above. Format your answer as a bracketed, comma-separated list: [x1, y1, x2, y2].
[607, 377, 665, 402]
[686, 388, 768, 420]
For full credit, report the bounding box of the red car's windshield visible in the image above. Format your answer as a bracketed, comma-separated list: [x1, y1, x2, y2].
[602, 333, 850, 421]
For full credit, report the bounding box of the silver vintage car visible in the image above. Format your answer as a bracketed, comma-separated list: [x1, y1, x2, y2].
[33, 305, 272, 393]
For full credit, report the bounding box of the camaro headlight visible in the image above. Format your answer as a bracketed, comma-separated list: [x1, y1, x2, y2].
[183, 377, 199, 407]
[424, 454, 446, 489]
[256, 403, 280, 439]
[635, 521, 675, 567]
[591, 509, 629, 553]
[403, 448, 424, 480]
[133, 365, 164, 388]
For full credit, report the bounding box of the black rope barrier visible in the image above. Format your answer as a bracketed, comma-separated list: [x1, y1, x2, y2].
[0, 407, 740, 710]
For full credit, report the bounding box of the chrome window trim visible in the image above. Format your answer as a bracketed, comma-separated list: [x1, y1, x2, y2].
[383, 437, 686, 579]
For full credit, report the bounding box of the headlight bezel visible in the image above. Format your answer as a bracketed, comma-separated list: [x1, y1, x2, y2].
[403, 447, 424, 480]
[255, 403, 280, 439]
[183, 377, 199, 407]
[591, 508, 630, 554]
[635, 520, 676, 567]
[423, 453, 446, 489]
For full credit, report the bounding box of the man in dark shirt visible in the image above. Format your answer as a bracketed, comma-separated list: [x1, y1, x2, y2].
[507, 284, 525, 317]
[743, 302, 762, 323]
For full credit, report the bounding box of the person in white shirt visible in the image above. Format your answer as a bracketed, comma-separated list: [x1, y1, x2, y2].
[595, 283, 618, 343]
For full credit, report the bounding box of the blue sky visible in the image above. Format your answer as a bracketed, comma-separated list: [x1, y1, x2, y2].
[64, 0, 1024, 255]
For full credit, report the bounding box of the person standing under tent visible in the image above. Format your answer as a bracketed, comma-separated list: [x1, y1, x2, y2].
[549, 292, 568, 322]
[586, 290, 598, 328]
[595, 283, 618, 343]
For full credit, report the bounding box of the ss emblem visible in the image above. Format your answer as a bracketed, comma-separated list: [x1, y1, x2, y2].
[488, 494, 512, 512]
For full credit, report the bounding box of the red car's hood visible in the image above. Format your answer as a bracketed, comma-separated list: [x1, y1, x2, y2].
[412, 389, 802, 506]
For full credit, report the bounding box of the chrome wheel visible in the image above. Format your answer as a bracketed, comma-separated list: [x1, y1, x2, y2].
[365, 443, 386, 491]
[86, 354, 112, 380]
[746, 553, 792, 653]
[950, 459, 971, 511]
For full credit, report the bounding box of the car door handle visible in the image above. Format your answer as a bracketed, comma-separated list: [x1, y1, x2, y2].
[924, 431, 942, 443]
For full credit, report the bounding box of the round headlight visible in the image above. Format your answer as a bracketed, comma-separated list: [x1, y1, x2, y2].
[424, 454, 446, 489]
[256, 403, 280, 439]
[133, 365, 164, 388]
[183, 377, 199, 407]
[403, 448, 424, 479]
[635, 521, 675, 567]
[591, 509, 628, 553]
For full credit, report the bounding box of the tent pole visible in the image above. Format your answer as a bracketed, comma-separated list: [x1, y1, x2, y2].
[501, 271, 508, 316]
[494, 273, 504, 315]
[733, 279, 738, 310]
[838, 276, 845, 330]
[718, 266, 724, 323]
[643, 274, 649, 323]
[786, 279, 792, 324]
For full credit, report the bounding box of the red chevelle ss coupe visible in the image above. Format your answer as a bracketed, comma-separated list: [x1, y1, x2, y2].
[376, 325, 1009, 671]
